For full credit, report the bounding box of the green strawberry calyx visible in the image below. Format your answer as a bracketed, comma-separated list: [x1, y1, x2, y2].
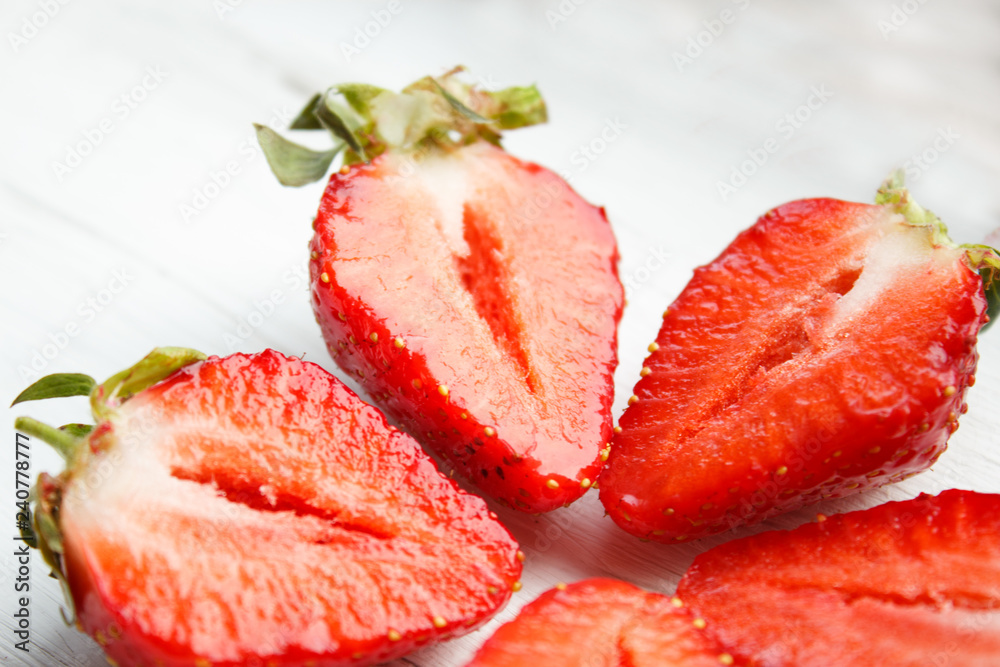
[876, 170, 1000, 329]
[254, 65, 548, 187]
[11, 347, 206, 623]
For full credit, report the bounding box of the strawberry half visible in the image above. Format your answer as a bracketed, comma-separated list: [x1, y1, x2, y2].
[13, 348, 522, 667]
[257, 68, 623, 512]
[600, 174, 999, 541]
[465, 578, 736, 666]
[676, 489, 1000, 666]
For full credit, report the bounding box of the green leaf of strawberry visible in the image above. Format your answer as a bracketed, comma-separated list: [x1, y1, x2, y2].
[13, 349, 522, 666]
[89, 346, 206, 418]
[57, 423, 94, 438]
[256, 66, 548, 184]
[601, 176, 993, 541]
[11, 372, 96, 406]
[253, 123, 342, 187]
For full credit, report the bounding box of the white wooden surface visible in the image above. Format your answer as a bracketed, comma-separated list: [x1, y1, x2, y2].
[3, 1, 1000, 665]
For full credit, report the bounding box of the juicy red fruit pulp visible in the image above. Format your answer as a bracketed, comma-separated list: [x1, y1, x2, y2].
[61, 351, 522, 666]
[465, 578, 734, 666]
[311, 143, 623, 512]
[601, 198, 986, 541]
[677, 490, 1000, 666]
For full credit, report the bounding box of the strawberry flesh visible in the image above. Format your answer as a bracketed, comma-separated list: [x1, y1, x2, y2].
[465, 578, 732, 666]
[60, 350, 522, 666]
[311, 142, 623, 512]
[601, 198, 986, 540]
[676, 489, 1000, 666]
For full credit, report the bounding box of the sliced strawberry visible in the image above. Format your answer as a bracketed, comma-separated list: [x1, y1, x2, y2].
[600, 176, 995, 541]
[14, 348, 521, 667]
[676, 489, 1000, 666]
[258, 69, 623, 512]
[310, 142, 621, 513]
[465, 578, 735, 666]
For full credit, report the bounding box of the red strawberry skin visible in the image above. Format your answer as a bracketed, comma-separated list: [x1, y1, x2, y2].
[600, 198, 986, 541]
[465, 578, 733, 666]
[310, 142, 623, 512]
[58, 350, 522, 667]
[676, 489, 1000, 666]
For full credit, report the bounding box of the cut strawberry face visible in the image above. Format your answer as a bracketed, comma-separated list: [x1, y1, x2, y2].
[310, 143, 621, 512]
[676, 489, 1000, 666]
[600, 176, 995, 541]
[465, 578, 736, 666]
[258, 69, 623, 512]
[14, 349, 522, 667]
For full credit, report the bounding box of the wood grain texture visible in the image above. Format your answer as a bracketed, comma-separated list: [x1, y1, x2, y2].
[2, 1, 999, 665]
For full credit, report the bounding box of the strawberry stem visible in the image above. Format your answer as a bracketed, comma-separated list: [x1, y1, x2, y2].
[964, 245, 1000, 331]
[14, 417, 80, 462]
[875, 169, 953, 246]
[877, 170, 1000, 331]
